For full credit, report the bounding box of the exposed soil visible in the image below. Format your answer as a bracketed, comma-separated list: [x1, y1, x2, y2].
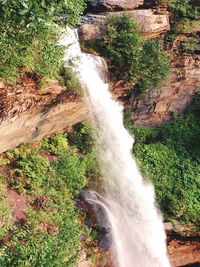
[6, 188, 28, 223]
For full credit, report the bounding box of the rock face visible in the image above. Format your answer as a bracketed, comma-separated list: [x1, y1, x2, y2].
[89, 0, 144, 11]
[78, 10, 170, 40]
[168, 239, 200, 267]
[125, 53, 200, 126]
[0, 77, 88, 153]
[0, 52, 199, 151]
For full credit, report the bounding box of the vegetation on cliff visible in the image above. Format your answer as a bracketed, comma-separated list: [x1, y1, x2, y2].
[82, 14, 170, 93]
[125, 96, 200, 228]
[166, 0, 200, 52]
[0, 130, 97, 266]
[0, 0, 85, 82]
[169, 0, 200, 21]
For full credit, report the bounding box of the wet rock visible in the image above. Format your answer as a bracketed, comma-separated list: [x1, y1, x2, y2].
[79, 189, 111, 233]
[99, 234, 112, 249]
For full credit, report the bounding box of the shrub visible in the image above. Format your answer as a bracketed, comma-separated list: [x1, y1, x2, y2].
[41, 133, 68, 156]
[59, 66, 83, 94]
[68, 122, 95, 154]
[168, 0, 200, 21]
[0, 182, 12, 239]
[100, 14, 169, 93]
[103, 14, 142, 81]
[11, 153, 50, 194]
[1, 132, 90, 266]
[126, 98, 200, 226]
[137, 39, 170, 93]
[52, 151, 87, 197]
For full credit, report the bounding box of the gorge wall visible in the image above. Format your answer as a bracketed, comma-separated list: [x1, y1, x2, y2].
[0, 77, 88, 153]
[0, 0, 199, 152]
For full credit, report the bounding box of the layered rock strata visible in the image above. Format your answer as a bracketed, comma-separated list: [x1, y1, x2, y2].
[89, 0, 144, 11]
[78, 10, 170, 40]
[126, 54, 200, 126]
[0, 77, 88, 153]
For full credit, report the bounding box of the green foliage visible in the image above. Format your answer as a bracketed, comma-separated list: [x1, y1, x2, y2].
[68, 122, 95, 154]
[41, 133, 68, 156]
[168, 0, 200, 21]
[0, 183, 12, 239]
[137, 39, 170, 93]
[181, 38, 200, 53]
[0, 0, 85, 81]
[52, 151, 87, 198]
[126, 99, 200, 226]
[0, 131, 90, 266]
[11, 153, 50, 194]
[103, 14, 142, 81]
[59, 66, 82, 94]
[96, 14, 169, 93]
[173, 19, 200, 34]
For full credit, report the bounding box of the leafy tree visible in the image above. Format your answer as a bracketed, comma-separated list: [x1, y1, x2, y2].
[0, 0, 85, 81]
[103, 14, 142, 81]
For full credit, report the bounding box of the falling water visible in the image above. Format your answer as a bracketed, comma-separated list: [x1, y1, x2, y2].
[60, 29, 171, 267]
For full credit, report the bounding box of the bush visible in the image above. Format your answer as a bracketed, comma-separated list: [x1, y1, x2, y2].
[168, 0, 200, 21]
[103, 14, 142, 81]
[41, 133, 68, 156]
[126, 98, 200, 226]
[0, 182, 12, 239]
[59, 66, 83, 94]
[1, 132, 90, 266]
[52, 151, 87, 198]
[101, 14, 169, 93]
[137, 39, 170, 93]
[68, 122, 95, 154]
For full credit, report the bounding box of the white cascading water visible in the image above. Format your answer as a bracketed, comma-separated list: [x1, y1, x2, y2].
[60, 29, 171, 267]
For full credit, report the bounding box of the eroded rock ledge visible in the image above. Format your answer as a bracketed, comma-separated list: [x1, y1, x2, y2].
[0, 77, 88, 153]
[78, 9, 170, 41]
[89, 0, 144, 11]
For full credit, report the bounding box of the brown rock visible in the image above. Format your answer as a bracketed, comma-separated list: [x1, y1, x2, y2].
[89, 0, 144, 11]
[126, 54, 200, 126]
[0, 77, 89, 153]
[168, 240, 200, 267]
[78, 10, 170, 41]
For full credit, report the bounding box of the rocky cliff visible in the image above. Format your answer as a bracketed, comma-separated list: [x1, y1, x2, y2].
[0, 1, 199, 149]
[79, 10, 169, 40]
[125, 53, 200, 126]
[0, 76, 88, 153]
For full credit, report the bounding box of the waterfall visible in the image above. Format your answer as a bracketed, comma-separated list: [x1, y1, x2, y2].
[60, 29, 171, 267]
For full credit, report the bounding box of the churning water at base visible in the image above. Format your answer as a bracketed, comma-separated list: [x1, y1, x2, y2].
[60, 29, 171, 267]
